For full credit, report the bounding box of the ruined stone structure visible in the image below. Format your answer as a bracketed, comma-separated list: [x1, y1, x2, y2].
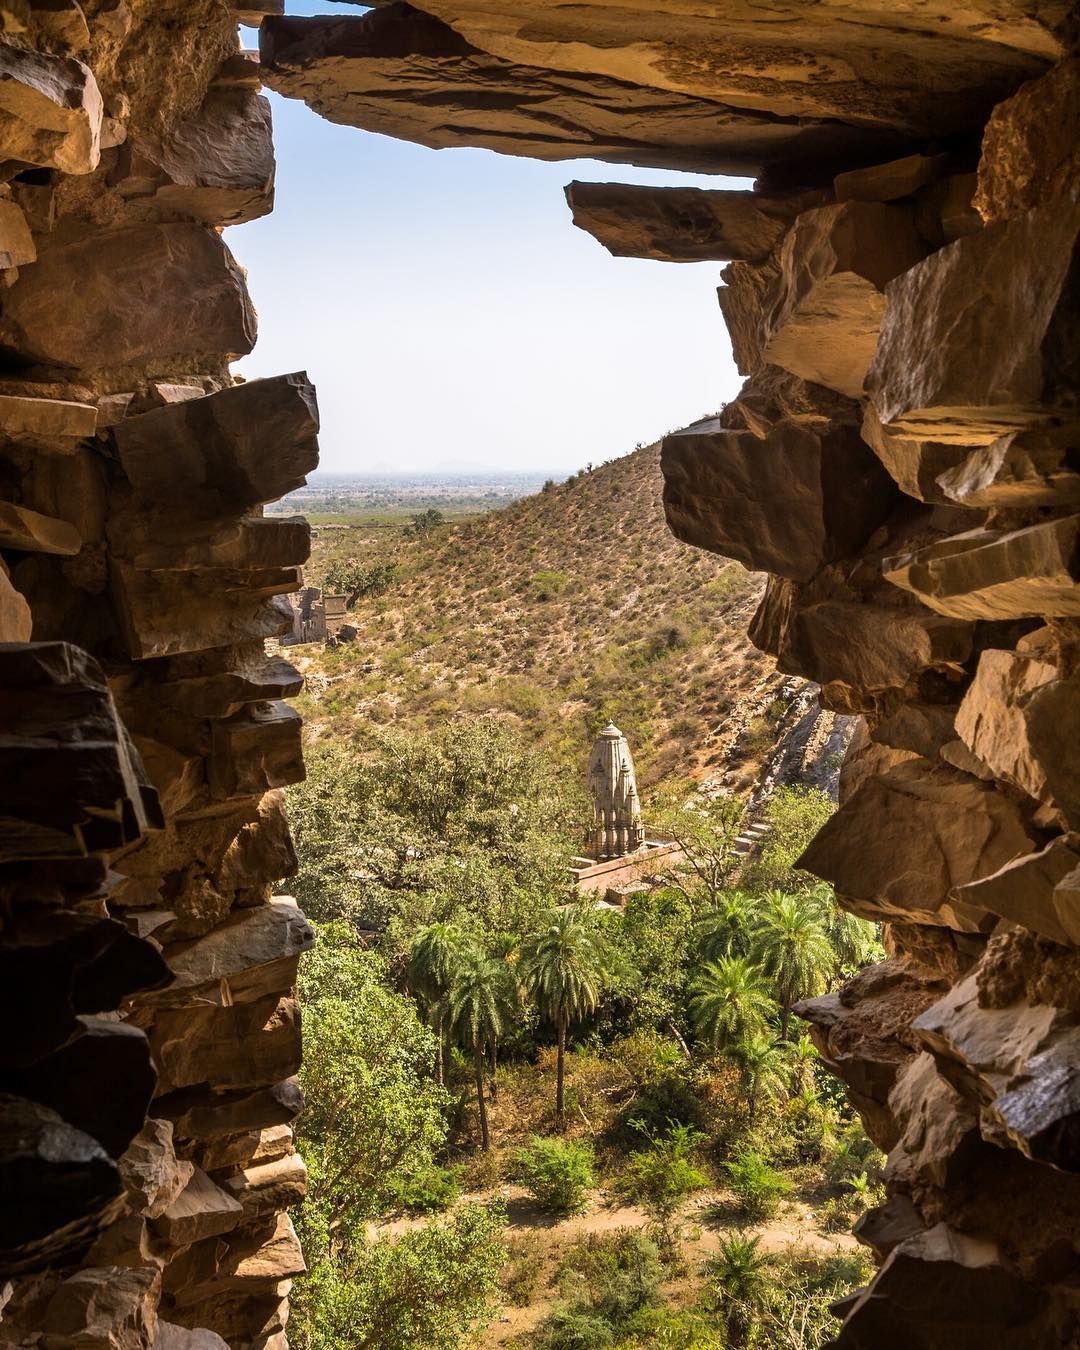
[3, 1, 1080, 1347]
[586, 723, 645, 860]
[281, 585, 347, 646]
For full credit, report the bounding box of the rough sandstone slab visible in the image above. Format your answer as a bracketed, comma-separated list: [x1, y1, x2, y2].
[934, 426, 1080, 508]
[115, 374, 319, 517]
[954, 835, 1080, 945]
[135, 993, 301, 1094]
[122, 90, 275, 226]
[150, 1166, 243, 1247]
[834, 153, 949, 204]
[0, 391, 97, 444]
[913, 971, 1080, 1172]
[259, 5, 905, 178]
[163, 1079, 305, 1143]
[0, 559, 31, 640]
[113, 575, 296, 662]
[761, 201, 927, 398]
[860, 404, 971, 505]
[0, 224, 256, 369]
[886, 1050, 978, 1188]
[0, 197, 34, 268]
[750, 577, 972, 701]
[208, 701, 304, 802]
[975, 58, 1080, 224]
[883, 517, 1080, 620]
[661, 413, 895, 581]
[867, 205, 1080, 441]
[955, 648, 1080, 824]
[0, 500, 81, 555]
[0, 642, 161, 860]
[221, 1152, 307, 1219]
[834, 1223, 1072, 1348]
[0, 40, 102, 173]
[564, 181, 817, 264]
[798, 758, 1037, 929]
[157, 898, 314, 1006]
[119, 1119, 194, 1221]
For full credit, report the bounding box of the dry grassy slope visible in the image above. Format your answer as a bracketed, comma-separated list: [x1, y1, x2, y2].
[294, 445, 827, 795]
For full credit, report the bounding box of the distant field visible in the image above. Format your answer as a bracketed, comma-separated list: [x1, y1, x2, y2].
[267, 470, 560, 521]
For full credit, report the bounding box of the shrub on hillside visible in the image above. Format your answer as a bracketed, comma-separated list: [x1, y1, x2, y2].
[515, 1136, 595, 1215]
[618, 1122, 709, 1226]
[725, 1147, 792, 1221]
[551, 1229, 665, 1329]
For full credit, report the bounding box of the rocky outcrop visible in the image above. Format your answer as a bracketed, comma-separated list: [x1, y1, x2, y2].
[0, 8, 315, 1349]
[3, 1, 1079, 1346]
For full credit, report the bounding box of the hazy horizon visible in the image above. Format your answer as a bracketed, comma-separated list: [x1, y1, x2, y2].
[231, 5, 746, 476]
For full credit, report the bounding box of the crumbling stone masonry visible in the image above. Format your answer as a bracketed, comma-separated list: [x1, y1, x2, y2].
[2, 2, 1079, 1348]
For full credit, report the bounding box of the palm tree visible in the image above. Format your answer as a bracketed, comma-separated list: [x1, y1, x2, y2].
[707, 1233, 770, 1347]
[736, 1033, 790, 1121]
[750, 890, 834, 1039]
[696, 889, 755, 962]
[520, 908, 605, 1127]
[688, 955, 775, 1053]
[445, 952, 517, 1150]
[789, 1031, 819, 1095]
[407, 923, 474, 1084]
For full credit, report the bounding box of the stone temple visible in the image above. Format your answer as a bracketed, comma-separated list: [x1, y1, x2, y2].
[1, 2, 1078, 1347]
[587, 723, 646, 860]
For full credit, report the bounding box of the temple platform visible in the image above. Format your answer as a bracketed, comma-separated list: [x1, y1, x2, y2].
[570, 834, 685, 902]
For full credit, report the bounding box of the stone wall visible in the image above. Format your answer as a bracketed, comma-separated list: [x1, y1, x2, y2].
[3, 2, 1079, 1347]
[1, 5, 315, 1347]
[257, 5, 1080, 1345]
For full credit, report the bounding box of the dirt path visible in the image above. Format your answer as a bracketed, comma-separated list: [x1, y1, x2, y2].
[371, 1185, 858, 1346]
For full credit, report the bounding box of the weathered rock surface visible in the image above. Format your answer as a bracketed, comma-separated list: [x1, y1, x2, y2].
[259, 5, 925, 178]
[867, 205, 1080, 441]
[975, 59, 1080, 223]
[564, 181, 817, 264]
[0, 224, 257, 369]
[761, 202, 928, 398]
[262, 2, 1062, 175]
[122, 91, 275, 226]
[954, 648, 1080, 823]
[799, 757, 1037, 929]
[0, 41, 102, 173]
[661, 408, 895, 581]
[834, 1223, 1075, 1347]
[115, 375, 318, 517]
[883, 517, 1080, 620]
[954, 835, 1080, 944]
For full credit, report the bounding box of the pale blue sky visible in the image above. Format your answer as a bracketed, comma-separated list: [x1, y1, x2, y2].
[232, 7, 747, 474]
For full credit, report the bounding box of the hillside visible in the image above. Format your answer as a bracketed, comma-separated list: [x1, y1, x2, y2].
[290, 445, 847, 799]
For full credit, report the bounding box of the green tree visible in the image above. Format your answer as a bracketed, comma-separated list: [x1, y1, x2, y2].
[619, 1121, 708, 1234]
[294, 1201, 506, 1350]
[705, 1234, 771, 1347]
[408, 922, 476, 1084]
[655, 793, 745, 907]
[298, 921, 450, 1224]
[520, 908, 606, 1127]
[446, 952, 518, 1150]
[696, 889, 755, 962]
[689, 955, 775, 1054]
[325, 557, 399, 607]
[405, 507, 446, 539]
[284, 723, 573, 936]
[752, 785, 835, 888]
[736, 1033, 790, 1121]
[750, 890, 834, 1039]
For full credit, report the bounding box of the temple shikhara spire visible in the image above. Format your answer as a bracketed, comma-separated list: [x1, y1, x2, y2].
[587, 723, 645, 859]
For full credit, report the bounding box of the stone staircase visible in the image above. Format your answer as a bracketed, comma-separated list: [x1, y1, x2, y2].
[732, 818, 771, 858]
